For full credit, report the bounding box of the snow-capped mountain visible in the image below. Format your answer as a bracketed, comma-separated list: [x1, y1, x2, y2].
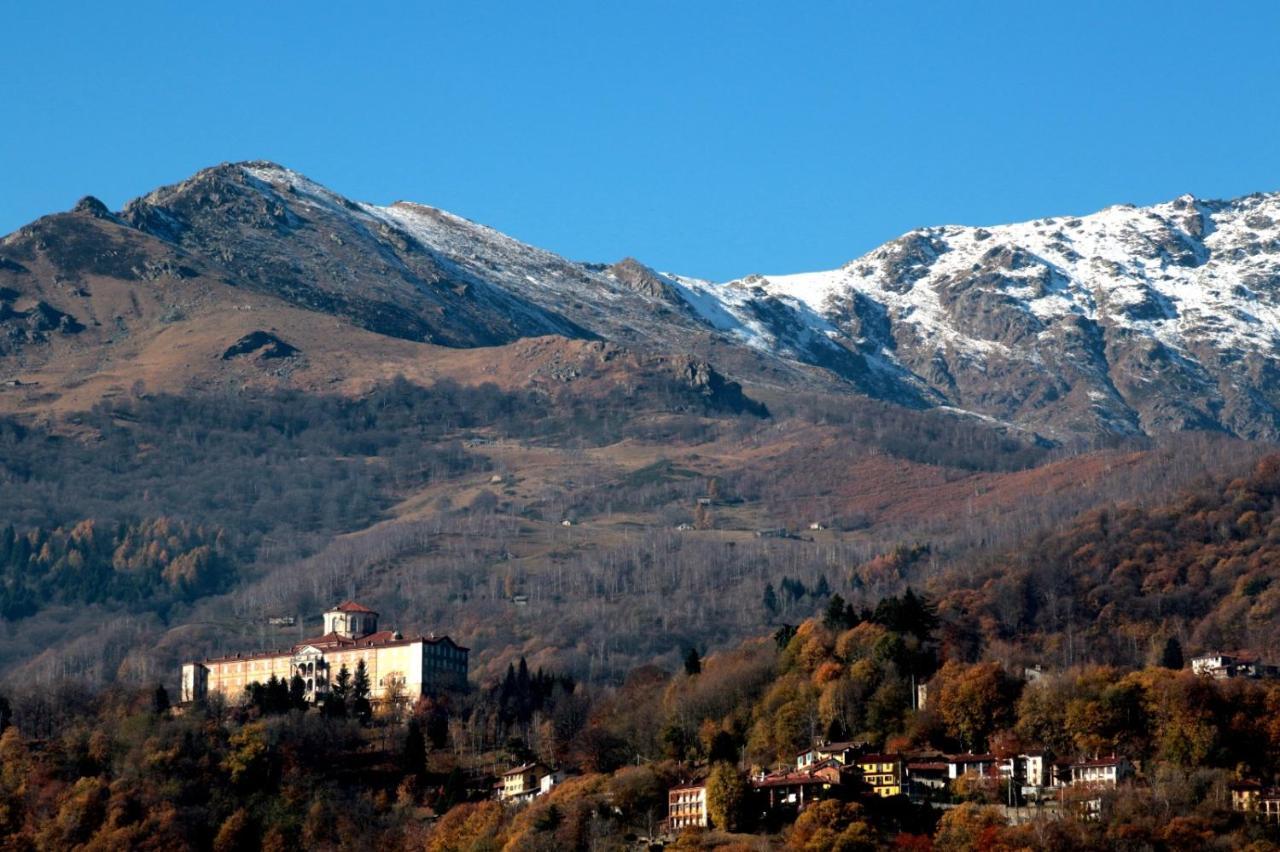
[682, 191, 1280, 439]
[7, 160, 1280, 441]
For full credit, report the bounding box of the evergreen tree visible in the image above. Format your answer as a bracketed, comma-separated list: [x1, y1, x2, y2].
[762, 583, 779, 618]
[814, 575, 832, 598]
[151, 683, 170, 715]
[1160, 636, 1185, 670]
[684, 647, 702, 676]
[289, 674, 307, 710]
[823, 594, 856, 630]
[708, 730, 739, 764]
[402, 719, 427, 778]
[352, 659, 372, 723]
[0, 693, 10, 735]
[327, 664, 351, 718]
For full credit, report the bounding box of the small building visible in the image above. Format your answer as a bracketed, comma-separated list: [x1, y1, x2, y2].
[501, 763, 552, 803]
[1000, 750, 1053, 796]
[668, 781, 708, 830]
[905, 759, 950, 797]
[752, 763, 853, 817]
[796, 741, 862, 770]
[1231, 780, 1263, 814]
[947, 753, 998, 780]
[853, 754, 903, 797]
[1069, 756, 1133, 788]
[1190, 652, 1279, 679]
[540, 769, 566, 796]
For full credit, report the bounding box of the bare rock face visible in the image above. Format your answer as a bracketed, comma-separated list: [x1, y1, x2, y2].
[607, 258, 681, 302]
[221, 331, 299, 361]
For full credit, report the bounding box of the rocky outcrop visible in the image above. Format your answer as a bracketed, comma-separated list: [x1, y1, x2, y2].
[221, 331, 299, 361]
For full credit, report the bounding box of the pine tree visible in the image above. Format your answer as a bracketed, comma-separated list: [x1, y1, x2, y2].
[1160, 636, 1185, 670]
[152, 683, 170, 715]
[289, 674, 307, 710]
[352, 659, 372, 723]
[684, 647, 702, 676]
[763, 583, 779, 618]
[824, 594, 855, 630]
[402, 719, 427, 778]
[327, 663, 351, 718]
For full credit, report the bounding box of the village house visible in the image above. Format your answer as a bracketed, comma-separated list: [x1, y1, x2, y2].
[1068, 756, 1133, 788]
[500, 763, 557, 804]
[854, 753, 904, 797]
[795, 740, 862, 770]
[999, 751, 1056, 800]
[947, 753, 999, 781]
[180, 601, 468, 705]
[904, 758, 950, 798]
[668, 781, 708, 830]
[1190, 652, 1280, 679]
[752, 762, 856, 818]
[1230, 780, 1280, 821]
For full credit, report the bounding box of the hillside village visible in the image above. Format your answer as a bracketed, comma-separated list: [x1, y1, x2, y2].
[154, 595, 1280, 848]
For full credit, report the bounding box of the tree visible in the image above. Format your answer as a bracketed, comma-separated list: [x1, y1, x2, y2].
[705, 763, 748, 831]
[352, 659, 373, 724]
[684, 647, 702, 676]
[763, 583, 779, 618]
[823, 594, 856, 630]
[327, 664, 351, 718]
[402, 720, 426, 778]
[151, 683, 170, 715]
[708, 730, 739, 764]
[0, 694, 9, 735]
[933, 803, 1006, 852]
[289, 674, 307, 710]
[213, 807, 255, 852]
[786, 800, 874, 852]
[1160, 637, 1185, 670]
[935, 661, 1020, 752]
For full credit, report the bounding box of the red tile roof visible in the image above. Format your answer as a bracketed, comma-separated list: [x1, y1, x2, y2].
[331, 600, 378, 614]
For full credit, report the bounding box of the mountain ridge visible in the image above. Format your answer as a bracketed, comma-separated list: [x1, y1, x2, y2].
[5, 160, 1280, 441]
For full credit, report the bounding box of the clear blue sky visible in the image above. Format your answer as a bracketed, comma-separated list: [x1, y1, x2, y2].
[4, 2, 1279, 280]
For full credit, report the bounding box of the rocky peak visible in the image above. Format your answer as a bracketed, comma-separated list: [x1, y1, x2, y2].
[606, 258, 680, 302]
[72, 196, 113, 219]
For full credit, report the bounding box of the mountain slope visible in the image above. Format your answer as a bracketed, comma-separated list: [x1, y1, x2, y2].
[6, 161, 1280, 440]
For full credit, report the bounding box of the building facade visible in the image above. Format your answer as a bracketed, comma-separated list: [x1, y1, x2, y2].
[180, 601, 468, 704]
[854, 754, 903, 797]
[668, 782, 709, 830]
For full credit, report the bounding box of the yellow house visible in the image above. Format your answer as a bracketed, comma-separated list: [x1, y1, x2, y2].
[181, 601, 468, 705]
[854, 753, 903, 797]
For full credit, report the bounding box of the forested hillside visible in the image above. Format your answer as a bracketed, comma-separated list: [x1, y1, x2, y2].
[3, 590, 1279, 850]
[934, 454, 1280, 670]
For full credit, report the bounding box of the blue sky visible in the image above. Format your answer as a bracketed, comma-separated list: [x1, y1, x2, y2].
[3, 2, 1279, 280]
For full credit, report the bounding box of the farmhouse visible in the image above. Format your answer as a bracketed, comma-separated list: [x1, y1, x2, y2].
[180, 601, 468, 704]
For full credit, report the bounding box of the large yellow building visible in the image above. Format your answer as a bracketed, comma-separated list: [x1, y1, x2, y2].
[180, 601, 468, 705]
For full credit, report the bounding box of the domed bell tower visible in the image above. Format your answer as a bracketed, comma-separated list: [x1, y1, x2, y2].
[322, 601, 379, 639]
